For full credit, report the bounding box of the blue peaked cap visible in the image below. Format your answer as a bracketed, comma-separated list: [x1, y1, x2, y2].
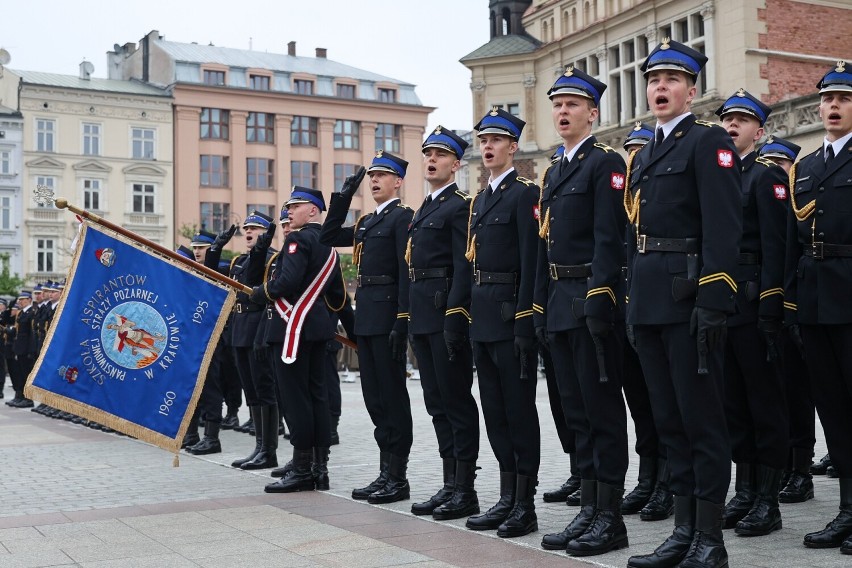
[547, 66, 607, 106]
[474, 107, 525, 140]
[715, 89, 772, 126]
[243, 210, 273, 229]
[368, 151, 408, 178]
[286, 186, 326, 211]
[818, 61, 852, 94]
[642, 38, 707, 77]
[191, 229, 217, 247]
[759, 136, 801, 162]
[422, 126, 468, 159]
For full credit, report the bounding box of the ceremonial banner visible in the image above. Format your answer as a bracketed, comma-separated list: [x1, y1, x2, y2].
[24, 222, 236, 457]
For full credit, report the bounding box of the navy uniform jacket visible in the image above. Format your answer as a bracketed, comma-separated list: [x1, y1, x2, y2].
[784, 136, 852, 325]
[467, 170, 540, 342]
[408, 183, 472, 335]
[261, 223, 342, 344]
[229, 247, 276, 348]
[533, 138, 627, 332]
[321, 194, 413, 337]
[626, 115, 742, 324]
[13, 306, 36, 357]
[728, 152, 788, 327]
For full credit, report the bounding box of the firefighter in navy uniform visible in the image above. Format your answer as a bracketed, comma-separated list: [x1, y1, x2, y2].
[785, 62, 852, 554]
[255, 187, 346, 493]
[0, 299, 8, 398]
[463, 108, 541, 539]
[624, 40, 741, 568]
[713, 90, 790, 537]
[320, 152, 414, 505]
[407, 126, 481, 521]
[9, 291, 37, 408]
[533, 68, 629, 557]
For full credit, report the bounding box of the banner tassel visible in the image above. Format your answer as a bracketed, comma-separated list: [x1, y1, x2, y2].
[173, 453, 180, 467]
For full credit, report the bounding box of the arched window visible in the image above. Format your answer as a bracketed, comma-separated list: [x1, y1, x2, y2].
[502, 7, 511, 34]
[542, 20, 549, 42]
[562, 10, 569, 35]
[572, 7, 577, 31]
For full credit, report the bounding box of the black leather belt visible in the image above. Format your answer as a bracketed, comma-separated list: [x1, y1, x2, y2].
[474, 270, 516, 285]
[737, 252, 761, 265]
[637, 235, 700, 254]
[803, 242, 852, 260]
[357, 274, 394, 286]
[234, 303, 263, 314]
[549, 263, 591, 280]
[409, 267, 449, 282]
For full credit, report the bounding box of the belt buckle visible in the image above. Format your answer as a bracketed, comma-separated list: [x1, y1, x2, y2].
[637, 234, 647, 254]
[266, 307, 273, 319]
[549, 263, 559, 280]
[356, 274, 363, 287]
[235, 303, 243, 314]
[812, 241, 824, 260]
[474, 269, 482, 285]
[408, 267, 415, 282]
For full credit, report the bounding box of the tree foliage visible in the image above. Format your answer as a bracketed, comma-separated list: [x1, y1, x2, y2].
[0, 253, 26, 296]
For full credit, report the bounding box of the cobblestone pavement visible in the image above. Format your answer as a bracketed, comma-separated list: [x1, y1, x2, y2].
[0, 372, 847, 567]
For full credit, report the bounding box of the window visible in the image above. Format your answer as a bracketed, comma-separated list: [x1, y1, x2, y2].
[291, 116, 318, 146]
[249, 74, 270, 90]
[334, 164, 360, 194]
[35, 176, 55, 208]
[200, 108, 229, 140]
[493, 103, 521, 117]
[345, 209, 361, 227]
[247, 158, 274, 189]
[82, 179, 101, 211]
[378, 88, 397, 103]
[132, 127, 156, 159]
[132, 183, 155, 213]
[247, 112, 274, 143]
[82, 123, 101, 156]
[294, 79, 314, 95]
[36, 119, 55, 152]
[333, 120, 360, 149]
[375, 123, 401, 153]
[0, 196, 9, 229]
[291, 161, 318, 187]
[200, 155, 229, 187]
[36, 238, 55, 273]
[0, 150, 10, 174]
[247, 204, 275, 218]
[200, 202, 231, 232]
[337, 84, 356, 99]
[204, 70, 226, 86]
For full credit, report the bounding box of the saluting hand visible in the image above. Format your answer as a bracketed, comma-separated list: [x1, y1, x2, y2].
[255, 223, 276, 250]
[340, 166, 367, 198]
[211, 224, 237, 252]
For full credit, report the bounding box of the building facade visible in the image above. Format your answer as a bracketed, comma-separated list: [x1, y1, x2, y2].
[0, 105, 24, 277]
[461, 0, 852, 187]
[0, 64, 173, 285]
[110, 31, 433, 248]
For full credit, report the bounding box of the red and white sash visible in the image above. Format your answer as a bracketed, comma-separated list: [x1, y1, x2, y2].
[274, 249, 338, 364]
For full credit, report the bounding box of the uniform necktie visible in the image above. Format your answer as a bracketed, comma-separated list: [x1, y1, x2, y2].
[653, 128, 664, 156]
[826, 144, 835, 166]
[560, 155, 570, 175]
[425, 194, 432, 206]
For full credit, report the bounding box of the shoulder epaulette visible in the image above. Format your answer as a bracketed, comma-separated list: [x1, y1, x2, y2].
[516, 176, 535, 187]
[550, 156, 561, 164]
[455, 189, 471, 201]
[755, 156, 777, 168]
[694, 120, 716, 128]
[229, 256, 239, 271]
[593, 142, 615, 153]
[399, 203, 413, 211]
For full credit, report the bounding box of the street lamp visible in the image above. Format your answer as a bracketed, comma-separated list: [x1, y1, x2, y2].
[229, 213, 243, 236]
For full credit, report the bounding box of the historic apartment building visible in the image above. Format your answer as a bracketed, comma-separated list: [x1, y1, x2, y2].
[109, 31, 433, 248]
[0, 64, 173, 285]
[0, 103, 24, 278]
[461, 0, 852, 188]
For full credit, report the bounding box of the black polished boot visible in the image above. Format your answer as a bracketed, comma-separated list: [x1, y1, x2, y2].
[497, 474, 538, 538]
[679, 499, 728, 568]
[234, 415, 252, 433]
[723, 463, 755, 529]
[466, 471, 515, 531]
[368, 454, 410, 504]
[803, 477, 852, 548]
[627, 495, 695, 567]
[567, 481, 629, 556]
[265, 448, 314, 493]
[270, 460, 293, 478]
[221, 409, 239, 430]
[640, 459, 673, 521]
[352, 451, 390, 500]
[433, 460, 480, 520]
[842, 533, 852, 555]
[543, 453, 581, 503]
[240, 405, 279, 470]
[735, 465, 783, 536]
[329, 415, 340, 446]
[811, 453, 832, 475]
[312, 447, 330, 490]
[623, 456, 657, 514]
[779, 447, 814, 503]
[188, 420, 222, 455]
[411, 457, 455, 515]
[181, 411, 201, 449]
[541, 479, 597, 550]
[231, 406, 262, 468]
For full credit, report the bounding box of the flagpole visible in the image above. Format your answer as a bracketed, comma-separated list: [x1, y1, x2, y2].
[54, 198, 357, 351]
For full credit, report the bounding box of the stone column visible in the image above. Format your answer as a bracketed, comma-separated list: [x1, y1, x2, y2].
[596, 48, 610, 126]
[470, 80, 488, 127]
[522, 73, 537, 148]
[700, 1, 717, 97]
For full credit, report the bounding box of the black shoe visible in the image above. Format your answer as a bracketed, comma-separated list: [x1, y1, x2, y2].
[312, 447, 330, 490]
[541, 479, 596, 550]
[352, 451, 390, 500]
[735, 466, 783, 537]
[181, 432, 200, 449]
[543, 475, 582, 503]
[566, 482, 629, 556]
[565, 486, 582, 506]
[270, 460, 293, 478]
[234, 417, 253, 433]
[240, 405, 278, 470]
[722, 463, 755, 529]
[265, 449, 315, 493]
[187, 421, 222, 455]
[368, 454, 410, 504]
[497, 475, 538, 538]
[433, 461, 480, 521]
[679, 500, 728, 568]
[779, 458, 814, 504]
[221, 412, 239, 430]
[627, 495, 695, 568]
[231, 407, 262, 468]
[804, 479, 852, 548]
[15, 398, 34, 408]
[412, 458, 455, 515]
[811, 453, 832, 475]
[842, 533, 852, 555]
[623, 456, 657, 514]
[466, 472, 515, 531]
[827, 465, 839, 478]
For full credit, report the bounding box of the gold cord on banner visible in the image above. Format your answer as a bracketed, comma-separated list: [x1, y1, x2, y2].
[788, 162, 815, 221]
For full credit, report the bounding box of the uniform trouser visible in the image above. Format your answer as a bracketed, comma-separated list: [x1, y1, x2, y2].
[549, 328, 628, 486]
[270, 339, 330, 450]
[801, 324, 852, 477]
[233, 345, 277, 407]
[219, 345, 242, 412]
[197, 342, 225, 424]
[4, 357, 18, 393]
[15, 354, 34, 394]
[412, 332, 479, 463]
[357, 334, 413, 457]
[0, 354, 6, 390]
[783, 339, 815, 454]
[634, 323, 731, 503]
[622, 338, 662, 459]
[543, 348, 576, 455]
[325, 343, 342, 419]
[723, 322, 789, 468]
[473, 339, 540, 477]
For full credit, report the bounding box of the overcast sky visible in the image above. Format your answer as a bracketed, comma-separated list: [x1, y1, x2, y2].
[3, 0, 490, 133]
